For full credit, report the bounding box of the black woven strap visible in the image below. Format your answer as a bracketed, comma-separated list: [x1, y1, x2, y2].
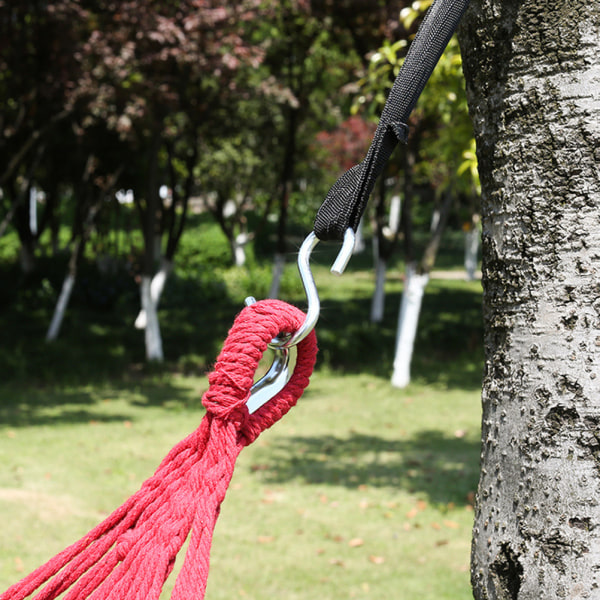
[314, 0, 471, 242]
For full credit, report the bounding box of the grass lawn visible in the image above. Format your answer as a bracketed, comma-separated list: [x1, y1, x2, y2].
[0, 222, 483, 598]
[0, 370, 480, 599]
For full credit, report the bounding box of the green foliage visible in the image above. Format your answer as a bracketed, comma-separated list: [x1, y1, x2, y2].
[0, 212, 482, 383]
[176, 220, 233, 273]
[353, 1, 479, 197]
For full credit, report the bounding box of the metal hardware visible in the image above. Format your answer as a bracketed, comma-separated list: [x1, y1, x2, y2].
[244, 228, 355, 413]
[279, 227, 355, 349]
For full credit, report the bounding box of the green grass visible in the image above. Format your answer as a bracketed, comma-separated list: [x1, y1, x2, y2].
[0, 220, 483, 598]
[0, 372, 480, 599]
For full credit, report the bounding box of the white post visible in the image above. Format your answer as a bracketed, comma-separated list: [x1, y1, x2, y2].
[391, 264, 429, 388]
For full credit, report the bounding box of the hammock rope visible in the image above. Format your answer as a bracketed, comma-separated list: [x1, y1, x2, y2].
[1, 299, 317, 600]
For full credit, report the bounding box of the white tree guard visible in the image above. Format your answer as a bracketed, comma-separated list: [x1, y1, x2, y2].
[140, 275, 163, 361]
[464, 227, 479, 280]
[233, 233, 248, 267]
[136, 259, 172, 361]
[46, 274, 75, 342]
[135, 260, 172, 330]
[391, 264, 429, 388]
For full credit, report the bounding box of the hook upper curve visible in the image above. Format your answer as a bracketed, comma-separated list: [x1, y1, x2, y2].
[278, 227, 355, 349]
[243, 228, 355, 414]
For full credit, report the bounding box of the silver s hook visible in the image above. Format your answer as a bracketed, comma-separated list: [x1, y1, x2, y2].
[280, 228, 355, 348]
[245, 227, 355, 414]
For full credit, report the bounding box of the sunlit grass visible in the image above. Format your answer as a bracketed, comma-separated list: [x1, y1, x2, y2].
[0, 371, 479, 599]
[0, 222, 482, 598]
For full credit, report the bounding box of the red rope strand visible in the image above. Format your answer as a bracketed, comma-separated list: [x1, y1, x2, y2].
[1, 299, 317, 600]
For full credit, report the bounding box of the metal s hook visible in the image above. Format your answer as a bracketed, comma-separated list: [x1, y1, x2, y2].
[245, 228, 355, 414]
[280, 228, 355, 348]
[244, 308, 295, 414]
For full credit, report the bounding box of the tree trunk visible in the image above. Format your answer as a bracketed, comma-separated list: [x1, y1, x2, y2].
[391, 263, 429, 388]
[419, 189, 453, 275]
[370, 250, 387, 323]
[46, 177, 113, 342]
[464, 225, 479, 281]
[370, 193, 402, 323]
[18, 243, 36, 274]
[232, 233, 249, 268]
[137, 132, 165, 361]
[140, 275, 163, 361]
[134, 258, 173, 332]
[353, 217, 366, 254]
[46, 233, 83, 342]
[268, 253, 286, 299]
[46, 274, 75, 342]
[270, 104, 298, 297]
[137, 259, 172, 361]
[460, 2, 600, 597]
[370, 173, 400, 324]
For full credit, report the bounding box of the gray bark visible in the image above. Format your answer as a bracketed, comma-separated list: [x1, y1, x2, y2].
[460, 2, 600, 598]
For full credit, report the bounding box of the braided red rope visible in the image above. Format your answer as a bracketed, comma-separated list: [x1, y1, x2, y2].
[1, 299, 317, 600]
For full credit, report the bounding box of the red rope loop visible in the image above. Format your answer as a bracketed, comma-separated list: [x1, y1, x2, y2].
[1, 299, 317, 600]
[203, 299, 317, 444]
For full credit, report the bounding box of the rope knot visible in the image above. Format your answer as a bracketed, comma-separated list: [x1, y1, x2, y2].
[115, 530, 135, 561]
[201, 299, 317, 444]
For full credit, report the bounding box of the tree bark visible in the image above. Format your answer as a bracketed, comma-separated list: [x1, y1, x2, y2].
[137, 131, 166, 361]
[370, 252, 387, 323]
[460, 2, 600, 597]
[46, 167, 118, 342]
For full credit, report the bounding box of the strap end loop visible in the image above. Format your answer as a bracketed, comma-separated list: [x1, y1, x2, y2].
[390, 121, 409, 144]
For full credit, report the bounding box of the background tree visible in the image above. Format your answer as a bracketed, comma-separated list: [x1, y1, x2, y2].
[459, 2, 600, 597]
[251, 0, 364, 297]
[0, 1, 85, 271]
[70, 0, 263, 360]
[353, 0, 478, 387]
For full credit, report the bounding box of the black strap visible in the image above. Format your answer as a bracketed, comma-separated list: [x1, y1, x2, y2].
[314, 0, 471, 242]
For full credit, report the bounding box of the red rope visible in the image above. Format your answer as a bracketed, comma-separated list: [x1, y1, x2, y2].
[2, 299, 317, 600]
